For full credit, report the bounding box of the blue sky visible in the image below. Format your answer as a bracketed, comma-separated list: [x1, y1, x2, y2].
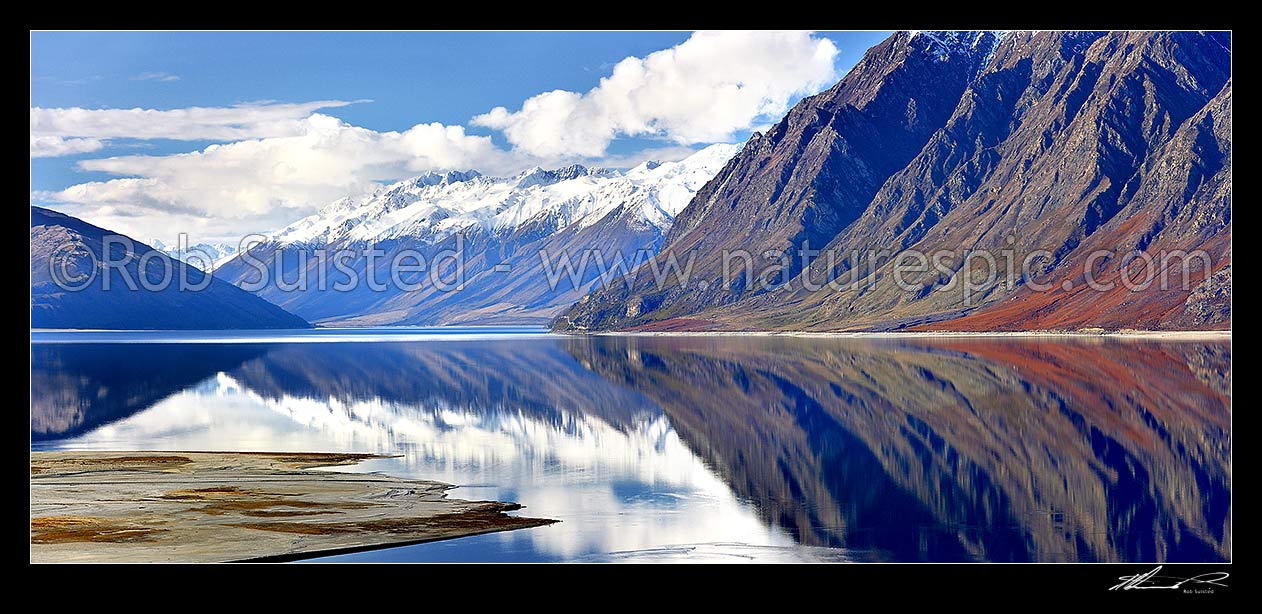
[31, 31, 892, 242]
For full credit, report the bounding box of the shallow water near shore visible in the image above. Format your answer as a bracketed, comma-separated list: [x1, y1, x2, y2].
[31, 327, 1231, 562]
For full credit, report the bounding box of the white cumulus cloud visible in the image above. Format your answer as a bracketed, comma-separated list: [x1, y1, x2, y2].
[38, 114, 512, 242]
[30, 135, 106, 157]
[471, 30, 839, 158]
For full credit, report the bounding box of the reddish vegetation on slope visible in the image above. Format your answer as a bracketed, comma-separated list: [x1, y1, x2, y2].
[625, 318, 720, 332]
[915, 239, 1231, 332]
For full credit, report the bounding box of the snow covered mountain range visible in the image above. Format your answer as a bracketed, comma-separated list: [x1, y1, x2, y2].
[152, 239, 240, 271]
[215, 144, 740, 326]
[266, 143, 737, 249]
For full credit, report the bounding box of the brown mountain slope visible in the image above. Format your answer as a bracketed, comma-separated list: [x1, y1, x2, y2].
[916, 78, 1231, 331]
[554, 31, 1003, 331]
[554, 31, 1231, 332]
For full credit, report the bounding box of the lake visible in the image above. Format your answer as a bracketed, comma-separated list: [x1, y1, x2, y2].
[30, 328, 1231, 563]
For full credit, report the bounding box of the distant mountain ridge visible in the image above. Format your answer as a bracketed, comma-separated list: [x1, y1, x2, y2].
[151, 239, 239, 271]
[216, 144, 740, 326]
[31, 206, 309, 330]
[555, 31, 1232, 332]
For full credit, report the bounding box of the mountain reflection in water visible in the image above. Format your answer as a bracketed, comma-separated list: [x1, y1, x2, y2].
[30, 333, 1230, 562]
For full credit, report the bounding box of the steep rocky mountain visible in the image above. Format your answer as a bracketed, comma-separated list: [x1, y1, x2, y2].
[31, 206, 309, 330]
[216, 144, 739, 326]
[555, 31, 1232, 332]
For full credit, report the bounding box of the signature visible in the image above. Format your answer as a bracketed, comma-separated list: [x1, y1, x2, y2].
[1110, 566, 1230, 591]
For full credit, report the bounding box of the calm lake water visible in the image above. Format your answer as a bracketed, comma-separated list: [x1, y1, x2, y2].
[30, 328, 1231, 563]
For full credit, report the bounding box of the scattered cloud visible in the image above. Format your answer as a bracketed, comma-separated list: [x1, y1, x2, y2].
[30, 100, 363, 144]
[30, 135, 106, 158]
[33, 74, 104, 86]
[35, 31, 843, 241]
[471, 30, 838, 157]
[38, 114, 513, 241]
[132, 71, 181, 82]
